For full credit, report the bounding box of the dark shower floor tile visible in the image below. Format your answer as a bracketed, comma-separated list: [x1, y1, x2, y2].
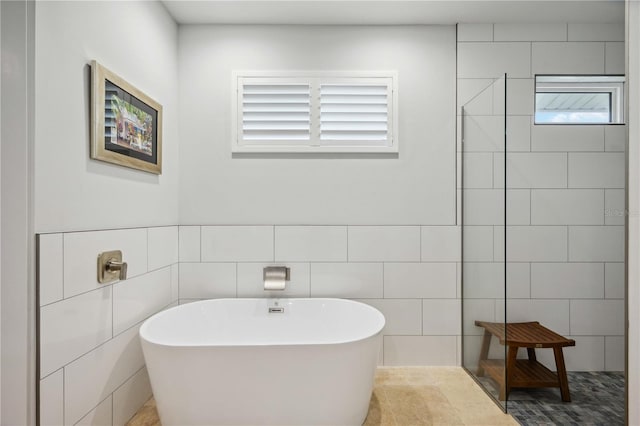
[490, 371, 625, 426]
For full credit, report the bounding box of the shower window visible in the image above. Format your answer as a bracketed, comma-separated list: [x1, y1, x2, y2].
[232, 71, 398, 153]
[534, 75, 625, 124]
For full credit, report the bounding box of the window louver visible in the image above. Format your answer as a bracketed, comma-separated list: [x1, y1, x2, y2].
[242, 84, 311, 141]
[320, 84, 390, 143]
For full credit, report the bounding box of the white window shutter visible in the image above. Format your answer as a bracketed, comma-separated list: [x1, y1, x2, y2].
[241, 83, 311, 142]
[319, 82, 391, 145]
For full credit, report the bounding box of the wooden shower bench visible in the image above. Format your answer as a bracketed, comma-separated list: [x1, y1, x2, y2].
[474, 321, 575, 402]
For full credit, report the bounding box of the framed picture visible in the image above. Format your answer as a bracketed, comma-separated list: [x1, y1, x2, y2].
[91, 60, 162, 174]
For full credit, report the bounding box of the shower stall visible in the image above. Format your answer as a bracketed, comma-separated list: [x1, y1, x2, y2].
[460, 74, 626, 424]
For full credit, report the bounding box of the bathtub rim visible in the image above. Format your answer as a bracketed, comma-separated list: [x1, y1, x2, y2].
[139, 297, 386, 348]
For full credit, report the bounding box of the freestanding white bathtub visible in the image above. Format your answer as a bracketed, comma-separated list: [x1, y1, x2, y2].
[139, 298, 385, 426]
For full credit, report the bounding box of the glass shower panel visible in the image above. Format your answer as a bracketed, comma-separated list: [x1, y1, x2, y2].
[461, 74, 507, 410]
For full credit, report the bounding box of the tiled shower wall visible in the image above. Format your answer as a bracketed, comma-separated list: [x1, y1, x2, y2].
[38, 227, 179, 426]
[177, 225, 461, 366]
[457, 23, 625, 371]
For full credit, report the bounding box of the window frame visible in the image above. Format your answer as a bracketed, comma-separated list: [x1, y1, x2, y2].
[534, 74, 625, 125]
[232, 70, 398, 153]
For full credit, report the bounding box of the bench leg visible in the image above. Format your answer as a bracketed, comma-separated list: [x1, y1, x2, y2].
[477, 330, 491, 376]
[527, 348, 537, 362]
[553, 347, 571, 402]
[501, 345, 518, 401]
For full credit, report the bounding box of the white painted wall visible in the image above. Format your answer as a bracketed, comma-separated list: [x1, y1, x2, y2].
[178, 25, 456, 226]
[625, 0, 638, 423]
[34, 1, 179, 233]
[1, 1, 35, 424]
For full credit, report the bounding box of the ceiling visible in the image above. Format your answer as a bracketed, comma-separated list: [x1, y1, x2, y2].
[162, 0, 624, 25]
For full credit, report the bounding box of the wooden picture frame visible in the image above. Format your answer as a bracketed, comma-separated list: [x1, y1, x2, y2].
[90, 60, 162, 174]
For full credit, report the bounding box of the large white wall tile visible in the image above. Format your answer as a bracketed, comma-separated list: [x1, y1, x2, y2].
[462, 226, 493, 262]
[421, 226, 460, 262]
[461, 153, 493, 189]
[178, 262, 236, 299]
[38, 233, 63, 306]
[458, 42, 531, 78]
[147, 226, 178, 271]
[201, 226, 273, 262]
[113, 267, 172, 335]
[357, 299, 422, 335]
[457, 24, 493, 42]
[171, 264, 179, 302]
[531, 263, 604, 299]
[40, 287, 112, 378]
[568, 153, 625, 188]
[383, 262, 456, 299]
[463, 262, 530, 299]
[494, 23, 567, 41]
[40, 369, 63, 426]
[506, 114, 532, 149]
[568, 23, 624, 41]
[463, 190, 504, 225]
[532, 42, 605, 74]
[461, 115, 505, 152]
[113, 367, 152, 426]
[64, 325, 144, 426]
[531, 189, 604, 225]
[422, 299, 461, 335]
[310, 263, 383, 298]
[570, 300, 624, 335]
[569, 226, 624, 262]
[500, 299, 570, 335]
[458, 79, 493, 114]
[178, 226, 200, 262]
[531, 125, 604, 152]
[605, 189, 625, 225]
[605, 125, 626, 152]
[507, 189, 531, 225]
[506, 153, 567, 189]
[605, 336, 625, 371]
[348, 226, 420, 262]
[237, 262, 310, 297]
[383, 336, 457, 366]
[506, 226, 568, 262]
[74, 396, 112, 426]
[274, 226, 347, 261]
[605, 262, 625, 299]
[63, 228, 148, 299]
[605, 42, 625, 74]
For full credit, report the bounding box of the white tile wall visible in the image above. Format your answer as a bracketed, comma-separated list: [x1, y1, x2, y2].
[274, 226, 347, 262]
[383, 336, 457, 366]
[421, 226, 460, 262]
[570, 299, 625, 335]
[569, 153, 625, 188]
[461, 153, 493, 189]
[201, 226, 274, 261]
[310, 263, 383, 298]
[499, 299, 571, 336]
[531, 263, 604, 299]
[456, 24, 493, 42]
[605, 125, 626, 152]
[178, 225, 200, 261]
[383, 262, 456, 299]
[605, 336, 625, 371]
[532, 42, 605, 74]
[463, 262, 530, 299]
[148, 226, 178, 270]
[237, 262, 310, 297]
[38, 226, 179, 425]
[568, 226, 624, 262]
[605, 262, 625, 299]
[568, 23, 625, 41]
[113, 267, 172, 335]
[458, 79, 493, 113]
[531, 189, 604, 225]
[462, 226, 494, 262]
[422, 299, 461, 335]
[38, 233, 63, 306]
[40, 287, 113, 378]
[348, 226, 420, 262]
[63, 228, 148, 299]
[506, 153, 568, 188]
[458, 42, 531, 78]
[39, 369, 63, 426]
[358, 299, 422, 335]
[531, 125, 604, 152]
[605, 42, 625, 74]
[178, 262, 236, 298]
[494, 23, 567, 41]
[506, 226, 568, 262]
